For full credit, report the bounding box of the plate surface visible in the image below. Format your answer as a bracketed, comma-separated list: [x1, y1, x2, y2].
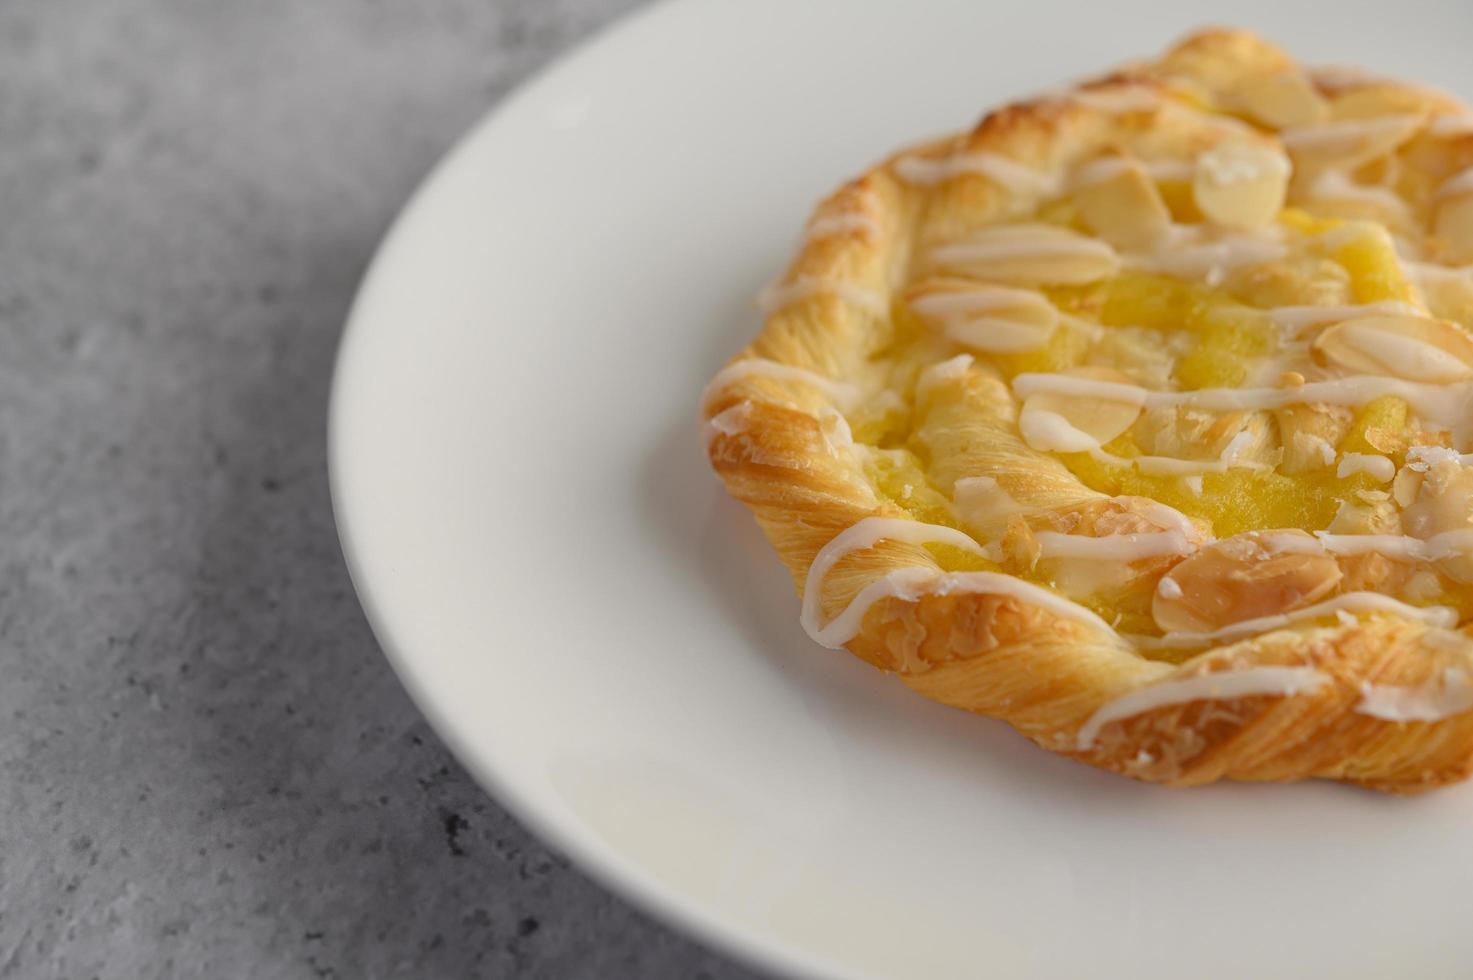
[330, 2, 1473, 977]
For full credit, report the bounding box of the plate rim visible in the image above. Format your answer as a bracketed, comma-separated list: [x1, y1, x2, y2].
[326, 2, 841, 977]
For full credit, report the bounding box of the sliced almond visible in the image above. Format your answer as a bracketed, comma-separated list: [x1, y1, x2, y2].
[1275, 404, 1351, 473]
[1311, 314, 1473, 382]
[1001, 515, 1042, 572]
[1012, 497, 1202, 601]
[1434, 190, 1473, 264]
[1232, 253, 1353, 309]
[1408, 260, 1473, 324]
[1404, 456, 1473, 536]
[1392, 465, 1424, 507]
[1352, 434, 1399, 463]
[952, 475, 1029, 539]
[1308, 169, 1416, 235]
[1326, 490, 1401, 534]
[1018, 366, 1142, 453]
[1232, 71, 1329, 129]
[1355, 150, 1404, 188]
[907, 279, 1059, 353]
[1192, 144, 1291, 230]
[930, 223, 1120, 286]
[1429, 114, 1473, 139]
[1088, 326, 1177, 390]
[1403, 457, 1473, 582]
[1152, 531, 1343, 634]
[1280, 113, 1424, 173]
[1072, 154, 1172, 247]
[1403, 569, 1445, 601]
[1136, 407, 1254, 462]
[1132, 226, 1286, 283]
[1331, 86, 1436, 122]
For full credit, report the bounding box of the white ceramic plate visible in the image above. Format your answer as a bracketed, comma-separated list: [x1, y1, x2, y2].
[330, 2, 1473, 977]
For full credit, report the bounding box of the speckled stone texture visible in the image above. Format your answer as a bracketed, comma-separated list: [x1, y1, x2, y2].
[0, 2, 761, 977]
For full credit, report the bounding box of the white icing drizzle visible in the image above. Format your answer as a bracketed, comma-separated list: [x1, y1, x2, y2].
[1069, 87, 1162, 114]
[893, 151, 1060, 196]
[1368, 530, 1470, 558]
[1280, 113, 1424, 150]
[1310, 170, 1415, 218]
[1089, 446, 1270, 476]
[1010, 373, 1473, 435]
[1034, 530, 1194, 561]
[1076, 667, 1330, 749]
[1294, 433, 1337, 468]
[952, 475, 1027, 526]
[802, 519, 984, 633]
[1336, 452, 1396, 482]
[805, 212, 881, 239]
[1429, 114, 1473, 138]
[1134, 499, 1204, 537]
[1267, 300, 1419, 331]
[1143, 159, 1198, 182]
[1408, 444, 1459, 469]
[1130, 593, 1459, 651]
[702, 358, 862, 411]
[1021, 409, 1099, 453]
[797, 516, 1467, 653]
[930, 224, 1117, 270]
[1437, 166, 1473, 200]
[1357, 668, 1473, 722]
[945, 317, 1054, 354]
[702, 400, 754, 448]
[915, 354, 975, 397]
[1219, 430, 1259, 466]
[1199, 145, 1291, 183]
[757, 277, 887, 316]
[909, 286, 1053, 316]
[818, 407, 855, 454]
[1317, 223, 1386, 252]
[1408, 445, 1473, 469]
[909, 285, 1058, 353]
[799, 518, 1109, 647]
[707, 401, 752, 434]
[1309, 64, 1380, 88]
[1254, 531, 1363, 557]
[804, 565, 932, 648]
[1331, 321, 1473, 383]
[1015, 374, 1149, 404]
[1069, 156, 1194, 189]
[1313, 527, 1473, 557]
[1128, 226, 1286, 283]
[806, 568, 1114, 648]
[1405, 259, 1473, 287]
[1069, 156, 1135, 188]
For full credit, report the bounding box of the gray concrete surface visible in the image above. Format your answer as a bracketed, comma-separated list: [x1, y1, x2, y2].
[0, 2, 762, 977]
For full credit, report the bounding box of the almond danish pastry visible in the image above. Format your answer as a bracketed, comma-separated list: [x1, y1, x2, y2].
[701, 29, 1473, 792]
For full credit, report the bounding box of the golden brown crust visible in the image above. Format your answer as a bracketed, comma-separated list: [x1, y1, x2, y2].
[702, 29, 1473, 792]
